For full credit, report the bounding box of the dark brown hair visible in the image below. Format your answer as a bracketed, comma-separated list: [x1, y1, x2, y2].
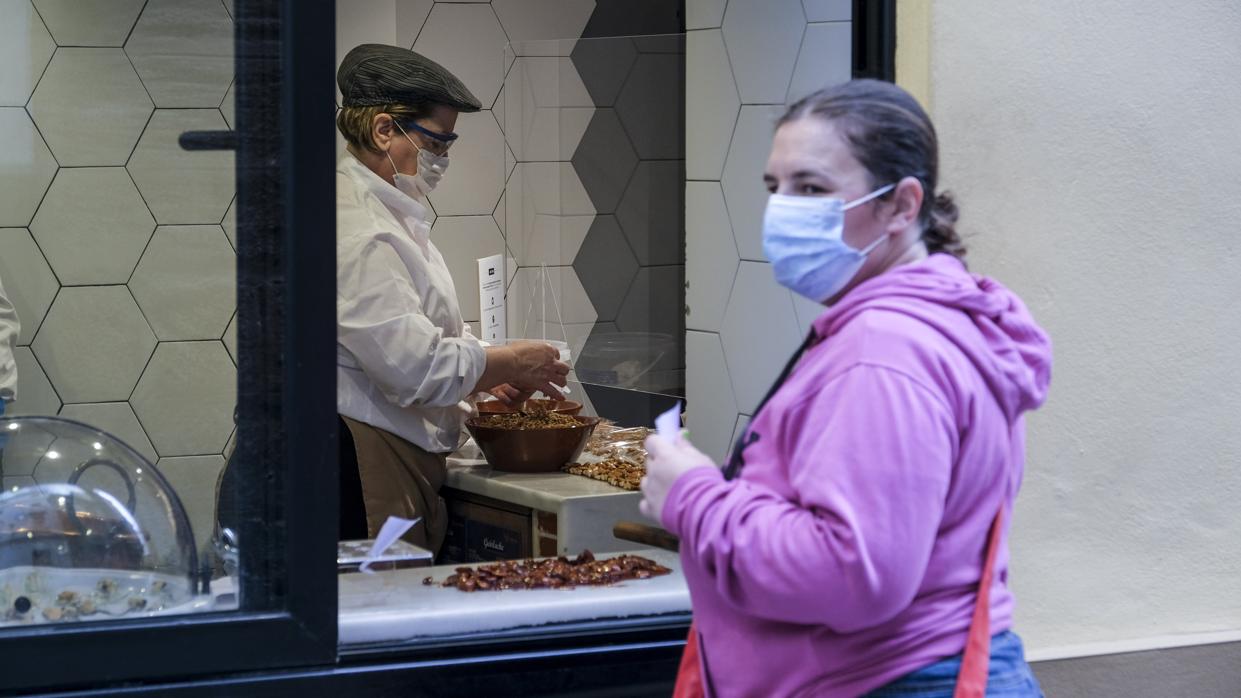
[778, 79, 966, 260]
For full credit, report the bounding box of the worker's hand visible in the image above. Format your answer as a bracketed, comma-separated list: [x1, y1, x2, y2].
[640, 434, 715, 525]
[487, 384, 533, 406]
[507, 341, 570, 400]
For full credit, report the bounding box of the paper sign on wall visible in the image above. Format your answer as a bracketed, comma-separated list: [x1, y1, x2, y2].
[477, 254, 506, 342]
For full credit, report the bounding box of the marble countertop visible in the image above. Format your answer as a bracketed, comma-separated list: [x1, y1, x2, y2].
[338, 548, 689, 645]
[445, 448, 639, 512]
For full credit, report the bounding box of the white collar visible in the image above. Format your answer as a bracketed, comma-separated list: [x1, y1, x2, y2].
[339, 151, 432, 250]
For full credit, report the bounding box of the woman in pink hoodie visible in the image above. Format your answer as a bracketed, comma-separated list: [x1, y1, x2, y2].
[640, 80, 1052, 697]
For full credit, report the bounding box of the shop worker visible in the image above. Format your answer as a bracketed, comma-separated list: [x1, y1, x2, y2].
[639, 80, 1051, 697]
[0, 273, 18, 418]
[335, 45, 568, 554]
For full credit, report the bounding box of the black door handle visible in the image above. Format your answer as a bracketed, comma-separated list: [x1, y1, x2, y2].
[179, 130, 238, 151]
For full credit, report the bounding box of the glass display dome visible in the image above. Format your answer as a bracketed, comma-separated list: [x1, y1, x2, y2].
[0, 416, 207, 625]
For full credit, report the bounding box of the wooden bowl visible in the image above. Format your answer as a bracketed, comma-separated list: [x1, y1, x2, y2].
[465, 415, 600, 473]
[475, 399, 583, 417]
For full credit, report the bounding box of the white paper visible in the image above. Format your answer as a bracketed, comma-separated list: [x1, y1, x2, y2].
[359, 515, 422, 574]
[655, 401, 683, 443]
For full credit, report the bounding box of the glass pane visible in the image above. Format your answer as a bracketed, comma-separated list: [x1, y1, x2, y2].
[332, 24, 689, 646]
[0, 0, 239, 627]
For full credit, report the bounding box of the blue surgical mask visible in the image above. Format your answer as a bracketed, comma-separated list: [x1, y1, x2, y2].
[762, 184, 895, 302]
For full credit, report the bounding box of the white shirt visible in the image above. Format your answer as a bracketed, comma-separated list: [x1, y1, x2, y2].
[0, 274, 18, 403]
[336, 152, 485, 452]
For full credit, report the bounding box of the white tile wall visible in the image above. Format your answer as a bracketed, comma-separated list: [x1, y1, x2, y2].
[504, 162, 596, 266]
[29, 168, 156, 286]
[507, 265, 598, 333]
[413, 3, 508, 108]
[0, 109, 58, 227]
[59, 402, 159, 464]
[720, 104, 784, 260]
[125, 0, 234, 108]
[787, 21, 852, 103]
[8, 346, 60, 416]
[156, 454, 227, 556]
[721, 0, 806, 105]
[0, 0, 55, 107]
[685, 181, 739, 332]
[395, 0, 435, 48]
[428, 215, 507, 323]
[128, 109, 235, 224]
[426, 111, 507, 217]
[686, 0, 726, 30]
[719, 262, 802, 410]
[32, 285, 158, 404]
[336, 0, 398, 102]
[491, 0, 596, 55]
[131, 341, 236, 457]
[685, 30, 740, 181]
[32, 0, 146, 47]
[0, 228, 59, 344]
[801, 0, 851, 23]
[129, 226, 236, 341]
[685, 331, 737, 463]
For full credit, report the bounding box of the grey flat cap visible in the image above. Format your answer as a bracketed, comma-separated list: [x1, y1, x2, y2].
[338, 44, 482, 112]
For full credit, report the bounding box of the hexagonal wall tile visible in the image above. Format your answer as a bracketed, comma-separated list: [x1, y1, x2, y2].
[582, 0, 683, 38]
[614, 53, 685, 160]
[507, 266, 597, 339]
[32, 286, 157, 403]
[720, 261, 801, 410]
[616, 266, 685, 340]
[396, 0, 435, 49]
[157, 454, 226, 554]
[0, 0, 55, 107]
[223, 313, 237, 365]
[29, 48, 154, 167]
[0, 228, 59, 344]
[30, 168, 156, 285]
[131, 341, 236, 457]
[0, 109, 57, 227]
[686, 181, 740, 332]
[792, 292, 825, 337]
[59, 402, 158, 464]
[32, 0, 146, 47]
[722, 0, 806, 105]
[616, 161, 685, 267]
[504, 162, 595, 267]
[413, 4, 508, 108]
[492, 0, 595, 56]
[430, 216, 507, 323]
[687, 0, 727, 30]
[686, 30, 740, 181]
[572, 216, 638, 323]
[221, 80, 235, 129]
[125, 0, 234, 108]
[503, 58, 594, 163]
[426, 110, 506, 217]
[7, 347, 61, 417]
[569, 36, 637, 108]
[221, 197, 236, 249]
[129, 226, 236, 341]
[507, 57, 594, 109]
[803, 0, 852, 22]
[787, 21, 852, 103]
[128, 109, 235, 224]
[571, 109, 638, 215]
[685, 331, 738, 463]
[721, 105, 784, 260]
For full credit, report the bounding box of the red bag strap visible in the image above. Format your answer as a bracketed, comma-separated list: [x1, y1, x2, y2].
[953, 505, 1006, 698]
[673, 622, 706, 698]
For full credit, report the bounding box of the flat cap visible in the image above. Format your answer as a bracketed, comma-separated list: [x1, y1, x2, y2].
[338, 44, 482, 112]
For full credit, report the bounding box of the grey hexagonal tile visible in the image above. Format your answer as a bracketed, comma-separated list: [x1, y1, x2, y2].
[492, 0, 595, 56]
[507, 57, 594, 109]
[686, 30, 740, 181]
[722, 0, 806, 105]
[129, 225, 236, 341]
[685, 331, 738, 463]
[32, 286, 157, 403]
[687, 0, 727, 30]
[396, 0, 435, 49]
[157, 454, 226, 554]
[426, 110, 506, 217]
[578, 323, 682, 393]
[223, 425, 235, 460]
[616, 266, 685, 340]
[220, 80, 235, 129]
[569, 36, 637, 108]
[430, 216, 506, 323]
[803, 0, 851, 22]
[7, 347, 60, 416]
[632, 34, 685, 55]
[686, 181, 740, 333]
[30, 168, 156, 286]
[502, 58, 595, 163]
[58, 401, 158, 464]
[222, 313, 236, 365]
[131, 341, 236, 457]
[29, 48, 153, 167]
[0, 0, 55, 106]
[0, 109, 58, 226]
[125, 0, 234, 108]
[221, 197, 236, 249]
[32, 0, 146, 47]
[720, 261, 801, 410]
[721, 104, 784, 260]
[581, 0, 683, 38]
[128, 109, 234, 224]
[614, 53, 685, 160]
[413, 4, 508, 109]
[507, 266, 597, 339]
[0, 228, 59, 344]
[572, 216, 638, 323]
[571, 109, 638, 215]
[616, 161, 685, 267]
[504, 162, 595, 267]
[792, 291, 825, 337]
[787, 21, 852, 103]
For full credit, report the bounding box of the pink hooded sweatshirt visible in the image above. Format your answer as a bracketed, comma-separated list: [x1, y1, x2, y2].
[662, 254, 1052, 697]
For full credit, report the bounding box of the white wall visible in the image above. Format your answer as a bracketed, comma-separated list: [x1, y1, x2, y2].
[925, 1, 1241, 655]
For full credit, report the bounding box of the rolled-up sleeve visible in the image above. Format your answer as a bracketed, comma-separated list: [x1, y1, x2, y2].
[337, 238, 485, 409]
[0, 275, 19, 401]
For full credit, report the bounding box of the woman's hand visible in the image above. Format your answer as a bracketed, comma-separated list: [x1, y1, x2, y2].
[487, 384, 532, 406]
[640, 434, 715, 524]
[506, 341, 570, 399]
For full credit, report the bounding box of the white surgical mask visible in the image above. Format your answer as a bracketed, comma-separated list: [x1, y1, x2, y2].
[762, 183, 895, 302]
[385, 122, 450, 198]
